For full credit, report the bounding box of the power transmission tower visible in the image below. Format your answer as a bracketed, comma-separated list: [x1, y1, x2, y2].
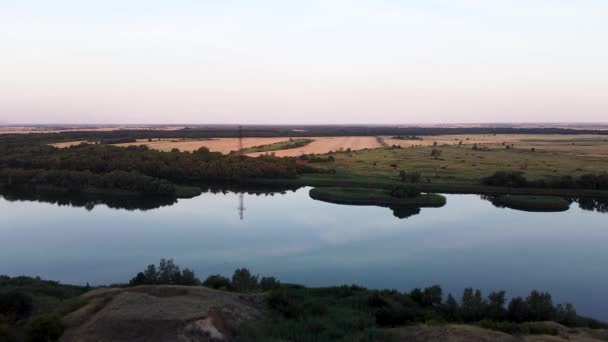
[237, 125, 245, 220]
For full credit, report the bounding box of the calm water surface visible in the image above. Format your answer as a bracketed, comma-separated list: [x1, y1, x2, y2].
[1, 188, 607, 319]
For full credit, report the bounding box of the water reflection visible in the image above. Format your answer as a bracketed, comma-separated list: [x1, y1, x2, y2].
[571, 197, 608, 213]
[480, 194, 608, 214]
[0, 190, 177, 211]
[1, 189, 608, 320]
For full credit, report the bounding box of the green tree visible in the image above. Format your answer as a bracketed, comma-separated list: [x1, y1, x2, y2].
[526, 290, 555, 321]
[461, 288, 486, 322]
[507, 297, 529, 322]
[442, 293, 460, 321]
[179, 268, 199, 286]
[486, 290, 507, 320]
[157, 259, 181, 284]
[260, 277, 281, 291]
[421, 285, 442, 307]
[232, 268, 259, 292]
[143, 264, 158, 284]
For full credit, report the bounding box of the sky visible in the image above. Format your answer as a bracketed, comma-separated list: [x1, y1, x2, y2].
[1, 0, 607, 124]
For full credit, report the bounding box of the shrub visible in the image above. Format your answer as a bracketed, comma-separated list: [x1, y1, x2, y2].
[482, 171, 528, 187]
[399, 171, 421, 183]
[26, 315, 64, 342]
[260, 277, 281, 291]
[0, 291, 33, 321]
[0, 321, 18, 342]
[390, 185, 421, 198]
[202, 275, 232, 290]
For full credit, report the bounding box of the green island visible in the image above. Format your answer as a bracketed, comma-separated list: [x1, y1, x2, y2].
[238, 138, 314, 154]
[309, 186, 446, 207]
[1, 259, 607, 342]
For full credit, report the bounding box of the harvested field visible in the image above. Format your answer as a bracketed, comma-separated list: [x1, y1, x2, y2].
[53, 136, 383, 155]
[52, 141, 90, 148]
[248, 136, 381, 157]
[116, 137, 289, 153]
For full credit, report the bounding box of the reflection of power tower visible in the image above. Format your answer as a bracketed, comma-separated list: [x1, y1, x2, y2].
[238, 193, 245, 220]
[237, 125, 245, 220]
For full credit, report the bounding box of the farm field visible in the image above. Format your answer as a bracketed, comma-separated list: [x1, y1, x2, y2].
[322, 142, 608, 186]
[247, 136, 381, 156]
[383, 134, 608, 157]
[52, 136, 383, 155]
[115, 137, 290, 153]
[50, 134, 608, 161]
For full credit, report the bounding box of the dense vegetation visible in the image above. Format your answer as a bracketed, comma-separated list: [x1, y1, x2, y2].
[0, 276, 88, 342]
[239, 284, 607, 341]
[3, 260, 606, 342]
[124, 261, 608, 340]
[483, 171, 608, 191]
[238, 138, 313, 154]
[0, 142, 310, 197]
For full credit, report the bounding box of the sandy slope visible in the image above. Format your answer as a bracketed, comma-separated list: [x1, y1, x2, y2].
[60, 286, 265, 342]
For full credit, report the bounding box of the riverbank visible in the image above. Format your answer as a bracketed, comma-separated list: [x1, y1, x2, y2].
[2, 273, 607, 342]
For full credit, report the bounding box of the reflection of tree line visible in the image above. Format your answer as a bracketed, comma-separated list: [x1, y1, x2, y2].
[0, 190, 177, 211]
[480, 194, 608, 214]
[0, 185, 300, 212]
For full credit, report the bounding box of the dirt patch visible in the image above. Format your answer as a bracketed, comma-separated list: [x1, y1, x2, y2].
[60, 285, 265, 342]
[385, 323, 608, 342]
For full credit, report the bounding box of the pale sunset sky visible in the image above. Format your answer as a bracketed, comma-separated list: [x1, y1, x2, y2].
[1, 0, 607, 124]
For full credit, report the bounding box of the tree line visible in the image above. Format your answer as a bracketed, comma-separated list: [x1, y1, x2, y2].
[0, 142, 311, 197]
[483, 171, 608, 190]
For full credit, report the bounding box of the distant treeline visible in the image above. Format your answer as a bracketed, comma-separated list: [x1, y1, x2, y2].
[483, 171, 608, 190]
[2, 126, 608, 146]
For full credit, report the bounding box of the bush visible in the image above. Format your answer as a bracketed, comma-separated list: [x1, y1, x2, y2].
[267, 289, 300, 319]
[202, 275, 232, 290]
[399, 171, 421, 183]
[26, 315, 64, 342]
[0, 321, 18, 342]
[482, 171, 528, 187]
[0, 291, 33, 321]
[260, 277, 281, 291]
[390, 185, 421, 198]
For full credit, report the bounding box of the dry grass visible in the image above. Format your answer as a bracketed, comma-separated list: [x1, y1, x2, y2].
[51, 141, 90, 148]
[52, 136, 383, 155]
[52, 134, 608, 158]
[61, 285, 265, 342]
[384, 134, 608, 157]
[248, 136, 382, 157]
